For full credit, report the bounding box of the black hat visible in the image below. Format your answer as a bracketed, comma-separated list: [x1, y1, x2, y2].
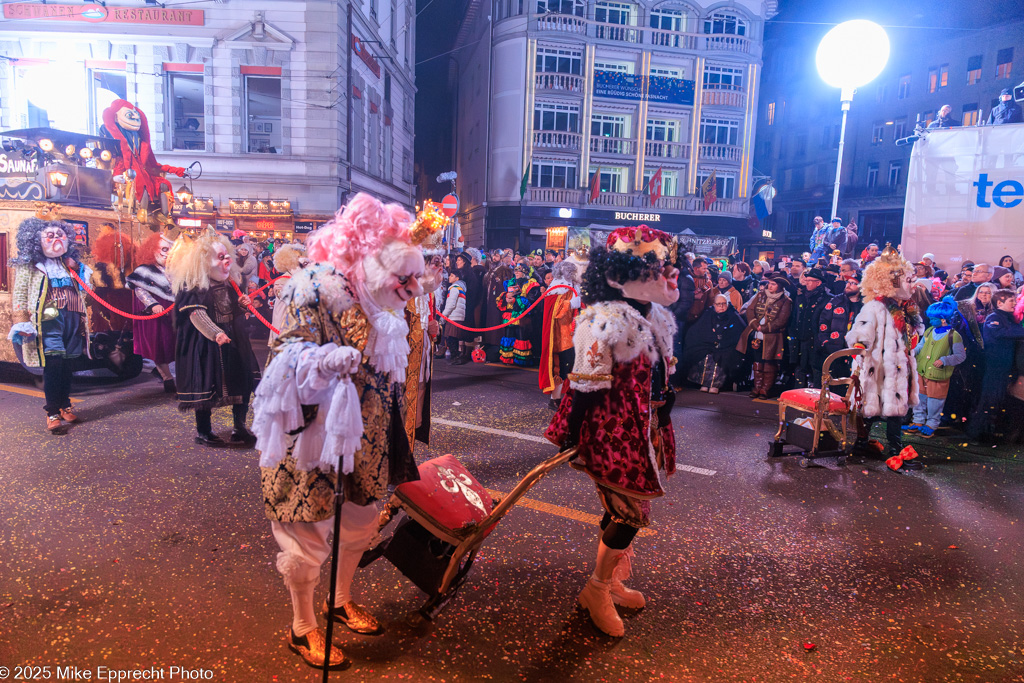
[804, 268, 825, 282]
[766, 274, 790, 289]
[1001, 88, 1012, 97]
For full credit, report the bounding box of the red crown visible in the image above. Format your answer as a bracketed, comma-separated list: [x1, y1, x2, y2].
[606, 225, 678, 262]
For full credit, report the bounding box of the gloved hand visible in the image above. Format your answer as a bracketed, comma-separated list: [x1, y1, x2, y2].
[7, 322, 35, 344]
[320, 345, 362, 376]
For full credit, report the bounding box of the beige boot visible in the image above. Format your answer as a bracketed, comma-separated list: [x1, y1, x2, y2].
[609, 544, 645, 609]
[578, 541, 626, 636]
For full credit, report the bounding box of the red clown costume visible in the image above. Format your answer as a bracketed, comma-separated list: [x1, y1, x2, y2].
[102, 99, 185, 205]
[545, 225, 679, 637]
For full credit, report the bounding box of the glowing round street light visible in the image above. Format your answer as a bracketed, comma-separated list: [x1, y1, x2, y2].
[815, 19, 890, 229]
[815, 20, 890, 97]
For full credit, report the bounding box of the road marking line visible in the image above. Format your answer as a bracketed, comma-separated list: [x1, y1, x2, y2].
[433, 417, 552, 444]
[485, 488, 656, 537]
[676, 464, 717, 476]
[0, 383, 83, 403]
[436, 418, 716, 475]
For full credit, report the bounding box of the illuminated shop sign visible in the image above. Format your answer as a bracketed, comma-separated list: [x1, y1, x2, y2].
[3, 3, 205, 26]
[593, 71, 695, 106]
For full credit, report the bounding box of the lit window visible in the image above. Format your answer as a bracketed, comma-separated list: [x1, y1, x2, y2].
[939, 64, 948, 88]
[872, 122, 885, 144]
[536, 0, 584, 16]
[928, 67, 937, 93]
[897, 74, 911, 99]
[700, 117, 739, 146]
[531, 159, 578, 188]
[167, 72, 205, 151]
[962, 103, 979, 126]
[245, 75, 282, 154]
[967, 55, 982, 85]
[996, 48, 1013, 79]
[766, 101, 775, 125]
[588, 166, 629, 193]
[696, 169, 736, 198]
[533, 101, 580, 132]
[703, 11, 746, 36]
[703, 64, 744, 91]
[536, 46, 583, 75]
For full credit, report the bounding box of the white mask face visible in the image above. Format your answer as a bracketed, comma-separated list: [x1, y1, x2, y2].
[41, 227, 69, 259]
[155, 236, 173, 267]
[209, 242, 232, 282]
[607, 262, 680, 307]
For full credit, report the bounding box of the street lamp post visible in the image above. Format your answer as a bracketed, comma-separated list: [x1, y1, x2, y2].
[815, 20, 890, 220]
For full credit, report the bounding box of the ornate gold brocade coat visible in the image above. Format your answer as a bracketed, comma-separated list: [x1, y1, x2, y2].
[259, 280, 419, 523]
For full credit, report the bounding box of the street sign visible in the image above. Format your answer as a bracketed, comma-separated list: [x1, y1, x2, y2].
[441, 194, 459, 217]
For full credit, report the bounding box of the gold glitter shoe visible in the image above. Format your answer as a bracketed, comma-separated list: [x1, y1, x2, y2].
[323, 600, 385, 635]
[287, 627, 349, 670]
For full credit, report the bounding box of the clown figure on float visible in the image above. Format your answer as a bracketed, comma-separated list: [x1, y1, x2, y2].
[545, 225, 680, 637]
[102, 100, 186, 224]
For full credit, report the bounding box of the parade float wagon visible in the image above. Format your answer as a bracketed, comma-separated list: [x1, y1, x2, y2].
[0, 126, 144, 380]
[902, 123, 1024, 268]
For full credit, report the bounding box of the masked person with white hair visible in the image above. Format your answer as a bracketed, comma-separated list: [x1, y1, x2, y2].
[8, 218, 93, 432]
[166, 229, 261, 446]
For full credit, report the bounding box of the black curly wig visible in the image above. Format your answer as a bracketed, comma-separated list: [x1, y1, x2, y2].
[581, 247, 665, 305]
[9, 217, 82, 266]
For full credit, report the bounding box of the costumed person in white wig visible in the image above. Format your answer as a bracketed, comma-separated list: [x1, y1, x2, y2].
[252, 193, 437, 670]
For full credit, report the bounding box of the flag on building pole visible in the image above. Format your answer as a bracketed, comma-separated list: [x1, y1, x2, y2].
[701, 170, 718, 211]
[588, 166, 602, 202]
[649, 167, 664, 205]
[519, 160, 531, 200]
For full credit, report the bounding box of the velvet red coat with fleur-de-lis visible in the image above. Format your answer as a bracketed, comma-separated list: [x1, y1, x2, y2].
[545, 301, 676, 499]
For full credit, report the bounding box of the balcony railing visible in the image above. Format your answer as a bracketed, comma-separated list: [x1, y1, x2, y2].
[536, 13, 587, 34]
[533, 130, 582, 150]
[701, 89, 747, 108]
[703, 34, 752, 53]
[698, 143, 742, 162]
[531, 13, 757, 55]
[535, 72, 585, 93]
[525, 186, 747, 216]
[594, 21, 641, 43]
[589, 136, 636, 155]
[528, 187, 583, 204]
[645, 140, 690, 159]
[647, 28, 699, 49]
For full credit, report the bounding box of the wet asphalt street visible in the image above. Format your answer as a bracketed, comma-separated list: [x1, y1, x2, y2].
[0, 354, 1023, 683]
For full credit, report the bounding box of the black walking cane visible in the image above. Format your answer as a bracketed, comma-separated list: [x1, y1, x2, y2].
[321, 452, 347, 680]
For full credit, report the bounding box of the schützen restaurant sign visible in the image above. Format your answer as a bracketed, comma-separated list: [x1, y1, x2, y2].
[3, 3, 205, 26]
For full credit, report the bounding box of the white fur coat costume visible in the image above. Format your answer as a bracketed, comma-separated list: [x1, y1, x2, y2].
[845, 299, 922, 418]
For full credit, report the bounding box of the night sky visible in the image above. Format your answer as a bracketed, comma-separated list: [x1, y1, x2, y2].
[411, 0, 1024, 200]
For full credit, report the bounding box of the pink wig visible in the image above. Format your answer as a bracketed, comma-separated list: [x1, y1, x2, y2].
[306, 192, 412, 281]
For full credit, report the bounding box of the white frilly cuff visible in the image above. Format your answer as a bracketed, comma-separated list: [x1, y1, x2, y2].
[7, 322, 35, 343]
[254, 341, 364, 474]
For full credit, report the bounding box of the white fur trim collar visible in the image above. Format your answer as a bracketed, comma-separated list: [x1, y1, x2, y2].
[580, 300, 676, 365]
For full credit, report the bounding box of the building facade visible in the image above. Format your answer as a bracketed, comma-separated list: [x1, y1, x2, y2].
[449, 0, 776, 252]
[0, 0, 416, 239]
[752, 17, 1024, 259]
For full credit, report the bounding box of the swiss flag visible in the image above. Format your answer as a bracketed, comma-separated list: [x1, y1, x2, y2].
[649, 167, 663, 205]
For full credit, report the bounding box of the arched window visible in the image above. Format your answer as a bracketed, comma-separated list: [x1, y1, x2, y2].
[650, 7, 688, 32]
[537, 0, 585, 17]
[703, 11, 746, 36]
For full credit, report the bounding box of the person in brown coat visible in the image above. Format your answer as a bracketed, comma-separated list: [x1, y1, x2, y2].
[737, 274, 793, 399]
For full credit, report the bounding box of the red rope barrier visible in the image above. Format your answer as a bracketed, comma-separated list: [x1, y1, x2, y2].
[248, 274, 290, 297]
[68, 269, 174, 321]
[432, 284, 578, 332]
[231, 279, 280, 335]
